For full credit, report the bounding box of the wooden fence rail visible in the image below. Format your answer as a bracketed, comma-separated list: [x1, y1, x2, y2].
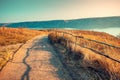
[53, 30, 120, 63]
[55, 30, 120, 49]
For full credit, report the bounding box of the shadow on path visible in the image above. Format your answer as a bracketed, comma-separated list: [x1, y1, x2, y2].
[21, 48, 31, 80]
[20, 37, 48, 80]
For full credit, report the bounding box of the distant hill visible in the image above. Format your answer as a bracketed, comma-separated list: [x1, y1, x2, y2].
[0, 16, 120, 29]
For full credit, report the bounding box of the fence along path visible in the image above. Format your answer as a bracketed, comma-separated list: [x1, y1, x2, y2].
[54, 30, 120, 63]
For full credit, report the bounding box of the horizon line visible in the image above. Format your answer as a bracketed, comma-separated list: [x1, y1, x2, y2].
[0, 15, 120, 24]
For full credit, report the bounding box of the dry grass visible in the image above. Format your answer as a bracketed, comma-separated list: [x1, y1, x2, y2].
[56, 30, 120, 46]
[0, 27, 49, 70]
[0, 27, 49, 46]
[49, 30, 120, 79]
[69, 30, 120, 46]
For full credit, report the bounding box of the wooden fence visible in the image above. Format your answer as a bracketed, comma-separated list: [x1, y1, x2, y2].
[53, 30, 120, 63]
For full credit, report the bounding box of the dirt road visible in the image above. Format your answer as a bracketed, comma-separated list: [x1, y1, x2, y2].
[0, 35, 72, 80]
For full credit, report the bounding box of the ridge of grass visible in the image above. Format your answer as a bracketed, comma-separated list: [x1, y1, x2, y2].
[49, 30, 120, 79]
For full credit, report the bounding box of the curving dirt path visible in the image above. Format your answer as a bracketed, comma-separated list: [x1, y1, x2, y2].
[0, 35, 72, 80]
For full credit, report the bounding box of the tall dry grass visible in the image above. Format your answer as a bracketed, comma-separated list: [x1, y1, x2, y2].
[49, 30, 120, 79]
[59, 30, 120, 46]
[0, 27, 49, 46]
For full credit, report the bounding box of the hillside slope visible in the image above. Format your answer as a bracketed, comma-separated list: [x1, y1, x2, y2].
[0, 16, 120, 29]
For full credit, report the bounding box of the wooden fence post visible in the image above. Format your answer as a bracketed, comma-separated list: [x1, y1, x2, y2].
[63, 32, 64, 38]
[56, 31, 57, 39]
[74, 36, 78, 52]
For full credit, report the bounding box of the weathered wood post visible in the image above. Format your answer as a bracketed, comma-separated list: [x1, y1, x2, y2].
[56, 31, 57, 40]
[74, 36, 78, 52]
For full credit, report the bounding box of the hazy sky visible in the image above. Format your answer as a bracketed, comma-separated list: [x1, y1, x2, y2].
[0, 0, 120, 23]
